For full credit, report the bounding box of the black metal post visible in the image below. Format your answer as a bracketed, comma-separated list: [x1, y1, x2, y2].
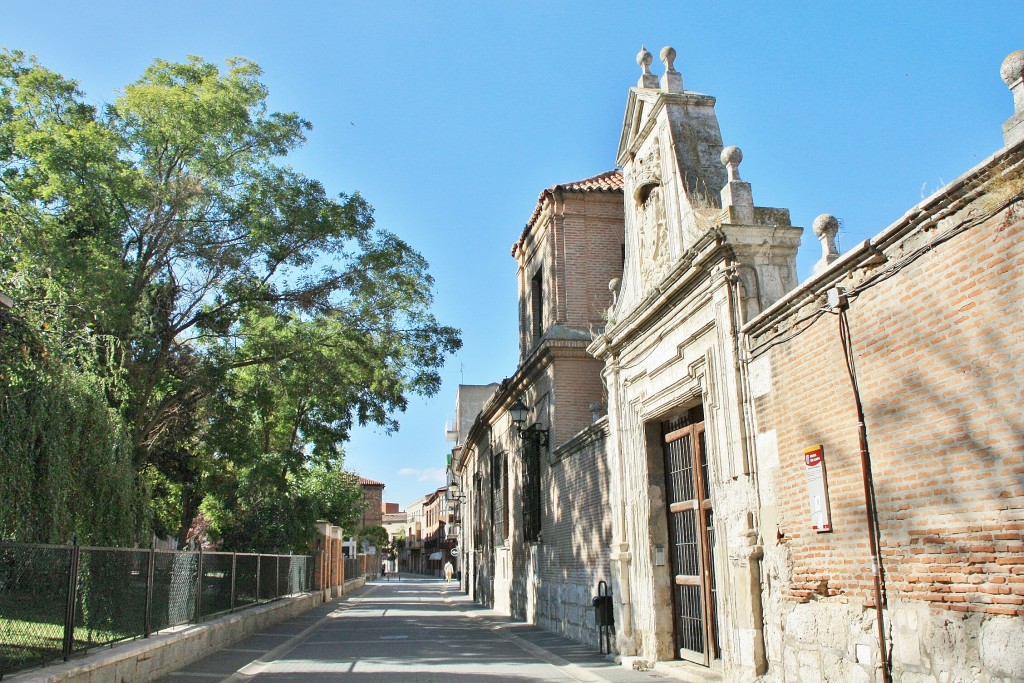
[230, 553, 237, 610]
[276, 555, 281, 598]
[195, 548, 203, 621]
[144, 546, 155, 637]
[62, 536, 80, 661]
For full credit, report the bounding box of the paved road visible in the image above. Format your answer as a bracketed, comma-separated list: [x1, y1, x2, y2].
[156, 575, 673, 682]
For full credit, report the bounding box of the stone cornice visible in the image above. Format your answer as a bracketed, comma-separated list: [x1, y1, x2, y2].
[589, 228, 725, 359]
[550, 417, 609, 465]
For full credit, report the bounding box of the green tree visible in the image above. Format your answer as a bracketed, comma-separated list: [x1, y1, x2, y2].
[0, 50, 460, 545]
[0, 296, 147, 544]
[359, 525, 389, 554]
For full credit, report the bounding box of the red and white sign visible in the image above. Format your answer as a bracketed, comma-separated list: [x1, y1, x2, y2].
[804, 445, 832, 532]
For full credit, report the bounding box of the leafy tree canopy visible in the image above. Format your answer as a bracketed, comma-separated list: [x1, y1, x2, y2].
[359, 525, 389, 554]
[0, 50, 460, 546]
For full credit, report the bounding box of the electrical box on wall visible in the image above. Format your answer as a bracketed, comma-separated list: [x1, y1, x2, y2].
[804, 445, 833, 532]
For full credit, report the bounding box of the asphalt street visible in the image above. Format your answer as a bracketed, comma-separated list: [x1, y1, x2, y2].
[154, 575, 675, 682]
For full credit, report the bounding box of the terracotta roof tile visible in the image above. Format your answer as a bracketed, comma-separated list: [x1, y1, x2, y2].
[556, 169, 624, 192]
[514, 170, 623, 254]
[359, 477, 385, 487]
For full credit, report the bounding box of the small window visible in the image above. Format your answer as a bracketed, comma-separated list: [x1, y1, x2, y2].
[492, 452, 508, 544]
[473, 472, 484, 547]
[522, 438, 542, 542]
[531, 268, 544, 341]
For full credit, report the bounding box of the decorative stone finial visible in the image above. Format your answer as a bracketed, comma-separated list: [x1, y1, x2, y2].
[720, 146, 753, 223]
[660, 47, 676, 71]
[1000, 50, 1024, 88]
[721, 146, 743, 182]
[608, 277, 622, 306]
[637, 46, 658, 89]
[1001, 51, 1024, 146]
[812, 214, 840, 273]
[659, 46, 683, 94]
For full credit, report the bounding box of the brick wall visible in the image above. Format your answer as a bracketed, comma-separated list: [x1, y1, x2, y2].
[535, 421, 613, 646]
[359, 482, 384, 529]
[516, 186, 624, 361]
[749, 150, 1024, 680]
[557, 192, 625, 331]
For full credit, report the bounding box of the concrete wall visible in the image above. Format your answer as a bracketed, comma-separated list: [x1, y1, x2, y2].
[9, 592, 323, 683]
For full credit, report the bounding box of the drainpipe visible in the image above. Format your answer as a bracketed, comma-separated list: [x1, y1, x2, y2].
[832, 288, 890, 683]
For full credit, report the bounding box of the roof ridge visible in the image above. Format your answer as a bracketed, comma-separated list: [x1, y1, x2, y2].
[556, 169, 623, 191]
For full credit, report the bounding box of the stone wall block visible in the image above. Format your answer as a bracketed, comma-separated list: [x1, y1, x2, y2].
[978, 616, 1024, 680]
[823, 651, 871, 683]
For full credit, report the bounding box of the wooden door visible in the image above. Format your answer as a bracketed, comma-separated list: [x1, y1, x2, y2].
[663, 414, 719, 664]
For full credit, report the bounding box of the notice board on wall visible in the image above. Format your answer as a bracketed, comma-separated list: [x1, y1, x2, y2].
[804, 445, 832, 532]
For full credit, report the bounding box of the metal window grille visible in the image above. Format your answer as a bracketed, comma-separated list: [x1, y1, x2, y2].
[522, 438, 542, 542]
[492, 452, 506, 545]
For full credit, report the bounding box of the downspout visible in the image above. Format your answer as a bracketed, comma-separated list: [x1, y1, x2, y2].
[835, 294, 891, 683]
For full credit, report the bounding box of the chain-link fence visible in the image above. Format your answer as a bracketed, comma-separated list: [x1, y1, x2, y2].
[0, 541, 314, 678]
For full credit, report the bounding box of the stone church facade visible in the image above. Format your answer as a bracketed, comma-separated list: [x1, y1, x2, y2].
[451, 47, 1024, 682]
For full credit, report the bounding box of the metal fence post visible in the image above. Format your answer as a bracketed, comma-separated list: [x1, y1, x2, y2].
[62, 536, 80, 661]
[276, 555, 281, 598]
[255, 554, 261, 604]
[144, 545, 155, 637]
[195, 548, 203, 621]
[230, 553, 237, 611]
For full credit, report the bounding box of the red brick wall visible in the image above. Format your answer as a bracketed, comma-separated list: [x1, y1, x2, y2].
[517, 189, 624, 360]
[752, 178, 1024, 618]
[360, 485, 384, 528]
[551, 351, 604, 446]
[557, 192, 625, 330]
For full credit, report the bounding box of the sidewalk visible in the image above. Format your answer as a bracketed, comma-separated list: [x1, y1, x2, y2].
[154, 575, 679, 682]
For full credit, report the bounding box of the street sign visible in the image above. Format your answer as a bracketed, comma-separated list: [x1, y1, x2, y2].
[450, 547, 460, 557]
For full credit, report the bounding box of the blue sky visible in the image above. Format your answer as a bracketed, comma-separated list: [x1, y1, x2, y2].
[5, 2, 1019, 508]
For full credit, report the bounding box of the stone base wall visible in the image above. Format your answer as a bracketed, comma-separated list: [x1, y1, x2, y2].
[534, 578, 604, 648]
[761, 598, 1024, 683]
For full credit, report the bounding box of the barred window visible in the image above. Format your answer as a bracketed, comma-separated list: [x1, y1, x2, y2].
[492, 452, 507, 545]
[522, 438, 542, 542]
[531, 268, 544, 341]
[473, 472, 484, 547]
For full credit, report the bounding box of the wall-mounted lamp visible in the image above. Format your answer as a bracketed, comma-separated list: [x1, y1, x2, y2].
[508, 398, 549, 449]
[445, 483, 466, 516]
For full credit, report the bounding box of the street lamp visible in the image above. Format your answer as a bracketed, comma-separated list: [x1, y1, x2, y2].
[508, 398, 549, 448]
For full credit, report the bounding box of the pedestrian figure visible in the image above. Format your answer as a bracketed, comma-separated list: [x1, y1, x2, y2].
[444, 560, 454, 583]
[382, 562, 388, 581]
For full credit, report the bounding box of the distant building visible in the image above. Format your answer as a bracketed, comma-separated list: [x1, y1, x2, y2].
[381, 504, 407, 572]
[342, 476, 386, 558]
[358, 477, 385, 529]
